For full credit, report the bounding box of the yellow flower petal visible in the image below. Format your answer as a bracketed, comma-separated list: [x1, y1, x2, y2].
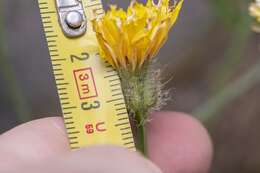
[92, 0, 184, 71]
[96, 33, 117, 68]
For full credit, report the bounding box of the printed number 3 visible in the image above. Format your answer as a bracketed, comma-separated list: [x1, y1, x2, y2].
[81, 101, 101, 111]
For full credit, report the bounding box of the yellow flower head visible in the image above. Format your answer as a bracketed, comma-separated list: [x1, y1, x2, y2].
[93, 0, 183, 70]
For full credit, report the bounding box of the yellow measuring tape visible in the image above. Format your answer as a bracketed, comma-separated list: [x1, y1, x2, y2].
[38, 0, 135, 150]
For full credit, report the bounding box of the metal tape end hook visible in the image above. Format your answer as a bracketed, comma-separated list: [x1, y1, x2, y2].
[56, 0, 87, 38]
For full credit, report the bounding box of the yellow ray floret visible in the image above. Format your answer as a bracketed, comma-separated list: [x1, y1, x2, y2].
[93, 0, 184, 70]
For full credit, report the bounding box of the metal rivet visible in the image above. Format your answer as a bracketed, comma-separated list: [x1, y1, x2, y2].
[65, 11, 83, 29]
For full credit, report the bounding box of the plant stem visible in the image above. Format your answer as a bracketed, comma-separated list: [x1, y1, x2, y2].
[212, 14, 251, 94]
[119, 65, 154, 156]
[138, 124, 147, 155]
[135, 111, 147, 156]
[128, 110, 147, 156]
[193, 62, 260, 123]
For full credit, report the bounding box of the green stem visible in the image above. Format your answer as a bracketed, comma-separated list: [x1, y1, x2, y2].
[193, 62, 260, 123]
[119, 64, 153, 156]
[136, 114, 147, 156]
[212, 14, 251, 93]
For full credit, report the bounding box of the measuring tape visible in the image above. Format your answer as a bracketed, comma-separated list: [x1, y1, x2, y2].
[38, 0, 135, 150]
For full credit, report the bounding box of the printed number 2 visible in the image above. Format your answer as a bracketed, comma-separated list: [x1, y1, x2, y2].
[70, 52, 89, 63]
[81, 101, 100, 111]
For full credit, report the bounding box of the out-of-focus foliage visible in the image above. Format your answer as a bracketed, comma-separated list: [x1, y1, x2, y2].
[0, 1, 30, 123]
[210, 0, 250, 27]
[193, 0, 253, 122]
[249, 0, 260, 32]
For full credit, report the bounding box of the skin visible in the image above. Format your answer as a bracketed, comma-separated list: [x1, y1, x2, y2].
[0, 112, 213, 173]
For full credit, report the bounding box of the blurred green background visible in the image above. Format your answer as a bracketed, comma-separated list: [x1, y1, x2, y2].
[0, 0, 260, 172]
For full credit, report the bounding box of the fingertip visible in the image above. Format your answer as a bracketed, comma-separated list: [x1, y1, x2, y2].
[66, 146, 163, 173]
[34, 146, 163, 173]
[147, 112, 213, 173]
[0, 117, 69, 163]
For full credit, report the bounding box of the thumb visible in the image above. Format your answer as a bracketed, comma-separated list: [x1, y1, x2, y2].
[30, 146, 162, 173]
